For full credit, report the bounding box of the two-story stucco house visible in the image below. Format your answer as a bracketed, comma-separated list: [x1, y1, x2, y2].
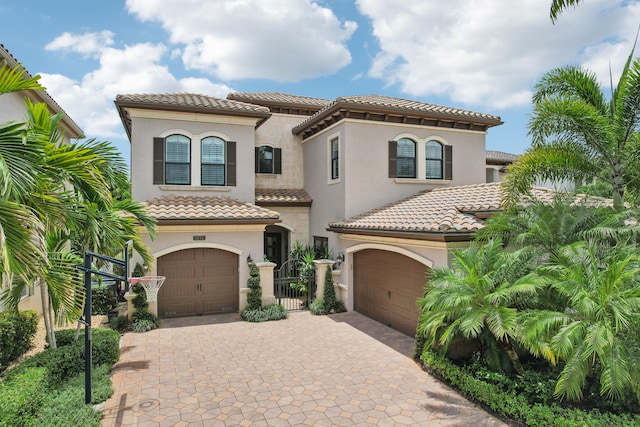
[115, 91, 504, 335]
[0, 44, 84, 316]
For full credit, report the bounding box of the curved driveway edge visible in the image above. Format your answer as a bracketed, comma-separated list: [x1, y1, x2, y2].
[101, 311, 507, 426]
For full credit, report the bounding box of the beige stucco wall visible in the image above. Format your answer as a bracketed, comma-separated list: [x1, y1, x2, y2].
[255, 113, 307, 190]
[129, 110, 259, 203]
[271, 206, 310, 249]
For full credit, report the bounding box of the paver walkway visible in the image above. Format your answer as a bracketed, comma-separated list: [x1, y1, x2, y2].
[101, 311, 508, 426]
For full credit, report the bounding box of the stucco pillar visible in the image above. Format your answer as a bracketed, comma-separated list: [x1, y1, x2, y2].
[332, 269, 347, 304]
[313, 260, 335, 300]
[255, 262, 276, 306]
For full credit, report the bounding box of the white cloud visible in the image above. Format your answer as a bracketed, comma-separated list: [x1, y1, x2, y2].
[125, 0, 357, 81]
[44, 31, 115, 57]
[40, 38, 232, 146]
[356, 0, 640, 109]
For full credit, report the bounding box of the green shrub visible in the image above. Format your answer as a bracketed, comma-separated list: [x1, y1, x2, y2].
[246, 263, 262, 310]
[323, 267, 337, 312]
[0, 367, 48, 427]
[109, 314, 128, 331]
[91, 285, 116, 315]
[132, 262, 145, 277]
[241, 304, 288, 322]
[309, 300, 326, 315]
[132, 292, 148, 310]
[7, 328, 120, 386]
[130, 310, 158, 333]
[0, 310, 39, 371]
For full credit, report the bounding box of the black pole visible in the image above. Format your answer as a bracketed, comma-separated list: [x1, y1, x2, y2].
[84, 252, 93, 405]
[124, 243, 130, 293]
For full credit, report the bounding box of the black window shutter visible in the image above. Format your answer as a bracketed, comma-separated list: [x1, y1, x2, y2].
[274, 148, 282, 174]
[255, 147, 259, 173]
[153, 137, 165, 184]
[444, 144, 453, 180]
[388, 140, 397, 178]
[226, 141, 236, 186]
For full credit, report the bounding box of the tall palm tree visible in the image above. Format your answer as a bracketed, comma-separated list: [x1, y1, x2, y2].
[550, 0, 584, 23]
[521, 241, 640, 402]
[505, 45, 640, 208]
[417, 239, 543, 373]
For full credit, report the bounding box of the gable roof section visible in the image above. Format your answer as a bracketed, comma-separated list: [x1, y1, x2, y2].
[486, 150, 519, 165]
[328, 182, 613, 242]
[1, 44, 84, 137]
[115, 93, 272, 140]
[143, 195, 280, 225]
[227, 92, 331, 115]
[293, 95, 503, 139]
[255, 188, 313, 207]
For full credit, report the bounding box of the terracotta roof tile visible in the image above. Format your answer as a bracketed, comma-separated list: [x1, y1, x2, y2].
[255, 189, 313, 205]
[328, 182, 613, 234]
[227, 92, 332, 108]
[486, 150, 519, 164]
[116, 93, 271, 114]
[144, 195, 280, 221]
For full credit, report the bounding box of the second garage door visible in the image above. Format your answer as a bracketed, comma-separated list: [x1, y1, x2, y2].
[354, 249, 429, 336]
[157, 248, 239, 317]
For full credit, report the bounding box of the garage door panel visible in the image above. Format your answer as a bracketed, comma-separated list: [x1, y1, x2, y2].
[354, 249, 429, 336]
[158, 248, 238, 318]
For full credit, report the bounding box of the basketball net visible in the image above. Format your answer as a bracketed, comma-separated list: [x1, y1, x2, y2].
[129, 276, 166, 302]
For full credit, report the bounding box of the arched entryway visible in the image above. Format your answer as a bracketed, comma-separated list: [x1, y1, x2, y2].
[353, 249, 430, 336]
[264, 225, 289, 268]
[156, 248, 239, 317]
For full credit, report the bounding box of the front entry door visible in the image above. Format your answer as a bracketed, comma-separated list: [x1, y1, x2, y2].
[264, 232, 282, 267]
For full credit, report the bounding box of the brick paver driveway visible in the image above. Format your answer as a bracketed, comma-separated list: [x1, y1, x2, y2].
[101, 311, 507, 426]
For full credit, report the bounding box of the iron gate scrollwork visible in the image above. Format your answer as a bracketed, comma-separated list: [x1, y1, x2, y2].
[274, 258, 316, 311]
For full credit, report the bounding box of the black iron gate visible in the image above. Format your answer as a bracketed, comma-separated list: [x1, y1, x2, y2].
[274, 259, 316, 312]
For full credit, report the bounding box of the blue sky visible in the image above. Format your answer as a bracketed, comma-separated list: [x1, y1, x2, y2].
[1, 0, 638, 166]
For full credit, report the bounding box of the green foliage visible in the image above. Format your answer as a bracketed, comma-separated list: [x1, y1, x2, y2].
[0, 310, 38, 371]
[109, 314, 128, 331]
[309, 300, 326, 315]
[7, 328, 120, 386]
[322, 267, 338, 313]
[240, 304, 288, 322]
[91, 284, 116, 315]
[132, 293, 148, 310]
[130, 309, 158, 332]
[0, 367, 48, 427]
[132, 262, 145, 277]
[246, 263, 262, 310]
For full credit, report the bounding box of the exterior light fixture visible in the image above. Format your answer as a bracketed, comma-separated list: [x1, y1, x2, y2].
[247, 254, 253, 264]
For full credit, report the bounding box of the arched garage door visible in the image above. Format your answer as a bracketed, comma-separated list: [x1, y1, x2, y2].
[354, 249, 429, 336]
[157, 248, 239, 317]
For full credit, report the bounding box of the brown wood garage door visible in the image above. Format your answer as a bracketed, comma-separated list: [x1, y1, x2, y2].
[354, 249, 429, 336]
[157, 248, 238, 317]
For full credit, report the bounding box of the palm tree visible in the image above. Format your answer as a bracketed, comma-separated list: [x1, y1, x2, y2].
[521, 241, 640, 402]
[504, 45, 640, 209]
[417, 239, 543, 373]
[550, 0, 584, 23]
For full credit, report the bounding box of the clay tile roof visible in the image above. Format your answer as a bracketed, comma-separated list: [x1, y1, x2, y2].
[143, 195, 280, 222]
[328, 182, 614, 235]
[255, 189, 313, 206]
[486, 150, 520, 164]
[227, 92, 332, 108]
[116, 93, 270, 114]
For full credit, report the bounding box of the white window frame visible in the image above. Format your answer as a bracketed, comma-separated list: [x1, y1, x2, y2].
[327, 132, 341, 184]
[392, 133, 451, 184]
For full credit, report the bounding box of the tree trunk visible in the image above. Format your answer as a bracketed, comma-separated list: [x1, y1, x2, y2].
[502, 340, 524, 374]
[611, 159, 624, 209]
[39, 277, 57, 349]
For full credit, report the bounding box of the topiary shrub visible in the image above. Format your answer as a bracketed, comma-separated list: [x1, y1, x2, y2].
[131, 262, 145, 278]
[0, 367, 48, 427]
[0, 310, 39, 372]
[91, 285, 116, 315]
[241, 304, 288, 322]
[246, 263, 262, 310]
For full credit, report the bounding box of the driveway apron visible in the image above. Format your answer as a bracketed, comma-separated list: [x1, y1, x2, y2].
[101, 311, 507, 426]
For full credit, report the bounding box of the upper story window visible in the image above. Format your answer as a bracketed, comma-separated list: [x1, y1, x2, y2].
[330, 137, 339, 180]
[396, 138, 416, 178]
[425, 140, 443, 179]
[202, 136, 226, 185]
[165, 134, 191, 185]
[255, 145, 282, 174]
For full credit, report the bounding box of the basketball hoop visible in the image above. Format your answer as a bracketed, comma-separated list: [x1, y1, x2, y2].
[129, 276, 166, 302]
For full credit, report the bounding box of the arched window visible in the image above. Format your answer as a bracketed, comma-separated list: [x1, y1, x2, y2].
[165, 134, 191, 185]
[396, 138, 416, 178]
[425, 140, 443, 179]
[201, 136, 226, 185]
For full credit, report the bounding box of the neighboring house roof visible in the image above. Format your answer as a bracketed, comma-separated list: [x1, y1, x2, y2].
[143, 195, 281, 224]
[227, 92, 331, 115]
[255, 188, 313, 207]
[0, 44, 84, 137]
[293, 94, 504, 139]
[328, 182, 613, 242]
[486, 150, 519, 165]
[115, 93, 272, 140]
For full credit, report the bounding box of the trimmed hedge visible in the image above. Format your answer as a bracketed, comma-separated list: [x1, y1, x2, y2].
[241, 304, 288, 322]
[421, 349, 640, 427]
[7, 328, 120, 386]
[91, 285, 116, 315]
[0, 310, 39, 371]
[0, 367, 48, 427]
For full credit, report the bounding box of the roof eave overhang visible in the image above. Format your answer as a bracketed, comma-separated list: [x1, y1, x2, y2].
[155, 218, 281, 226]
[326, 227, 476, 242]
[256, 201, 313, 207]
